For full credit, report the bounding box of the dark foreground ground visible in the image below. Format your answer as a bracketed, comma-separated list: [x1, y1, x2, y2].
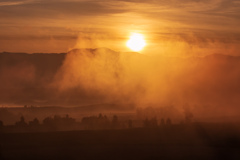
[1, 123, 240, 160]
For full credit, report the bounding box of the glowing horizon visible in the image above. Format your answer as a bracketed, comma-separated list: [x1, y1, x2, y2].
[0, 0, 239, 56]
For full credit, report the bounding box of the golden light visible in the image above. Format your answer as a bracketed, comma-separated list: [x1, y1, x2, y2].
[126, 33, 146, 52]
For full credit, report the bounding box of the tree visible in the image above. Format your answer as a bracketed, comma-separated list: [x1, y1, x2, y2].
[166, 118, 172, 125]
[143, 118, 150, 127]
[184, 104, 194, 123]
[128, 120, 133, 128]
[98, 113, 103, 119]
[0, 120, 3, 127]
[185, 112, 193, 123]
[29, 118, 40, 127]
[112, 115, 119, 129]
[43, 117, 54, 127]
[15, 116, 28, 127]
[150, 117, 158, 127]
[161, 118, 165, 125]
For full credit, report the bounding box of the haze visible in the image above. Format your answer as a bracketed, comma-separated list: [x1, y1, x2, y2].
[0, 0, 240, 56]
[1, 1, 240, 159]
[0, 0, 240, 123]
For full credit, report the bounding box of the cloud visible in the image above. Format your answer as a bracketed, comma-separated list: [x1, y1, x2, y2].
[0, 0, 33, 6]
[0, 0, 127, 19]
[0, 0, 240, 54]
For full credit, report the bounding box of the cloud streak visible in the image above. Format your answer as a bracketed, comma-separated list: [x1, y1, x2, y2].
[0, 0, 33, 6]
[0, 0, 240, 55]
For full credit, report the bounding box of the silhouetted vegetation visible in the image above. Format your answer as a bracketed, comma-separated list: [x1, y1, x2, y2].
[143, 117, 158, 128]
[81, 114, 111, 130]
[15, 116, 28, 127]
[0, 112, 175, 133]
[0, 104, 201, 133]
[128, 119, 133, 128]
[29, 118, 40, 127]
[0, 108, 240, 160]
[161, 118, 165, 125]
[166, 118, 172, 125]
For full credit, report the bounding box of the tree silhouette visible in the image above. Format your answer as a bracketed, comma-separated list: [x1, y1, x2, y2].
[62, 114, 76, 127]
[185, 112, 194, 123]
[150, 117, 158, 127]
[161, 118, 165, 125]
[144, 117, 158, 127]
[112, 115, 119, 129]
[143, 118, 150, 127]
[184, 104, 194, 123]
[166, 118, 172, 125]
[128, 119, 133, 128]
[43, 117, 54, 127]
[98, 113, 103, 119]
[42, 115, 76, 131]
[15, 116, 28, 127]
[0, 120, 3, 127]
[29, 118, 40, 127]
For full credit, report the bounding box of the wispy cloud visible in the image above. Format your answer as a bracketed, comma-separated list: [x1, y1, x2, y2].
[0, 0, 33, 6]
[0, 0, 239, 54]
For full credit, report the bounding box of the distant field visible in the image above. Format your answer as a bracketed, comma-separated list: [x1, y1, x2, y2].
[1, 124, 240, 160]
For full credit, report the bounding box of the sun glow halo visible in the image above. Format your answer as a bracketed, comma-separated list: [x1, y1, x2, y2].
[127, 33, 146, 52]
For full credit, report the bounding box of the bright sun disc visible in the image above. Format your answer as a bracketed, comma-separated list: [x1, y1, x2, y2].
[127, 33, 146, 52]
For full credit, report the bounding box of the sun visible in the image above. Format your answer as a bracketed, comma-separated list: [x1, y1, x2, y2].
[126, 33, 146, 52]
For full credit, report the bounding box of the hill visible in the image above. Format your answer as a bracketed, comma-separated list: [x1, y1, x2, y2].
[1, 49, 240, 122]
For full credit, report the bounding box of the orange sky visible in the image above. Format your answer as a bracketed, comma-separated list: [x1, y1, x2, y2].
[0, 0, 240, 56]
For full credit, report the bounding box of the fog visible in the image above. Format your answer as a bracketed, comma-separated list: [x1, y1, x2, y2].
[1, 49, 240, 122]
[55, 48, 240, 120]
